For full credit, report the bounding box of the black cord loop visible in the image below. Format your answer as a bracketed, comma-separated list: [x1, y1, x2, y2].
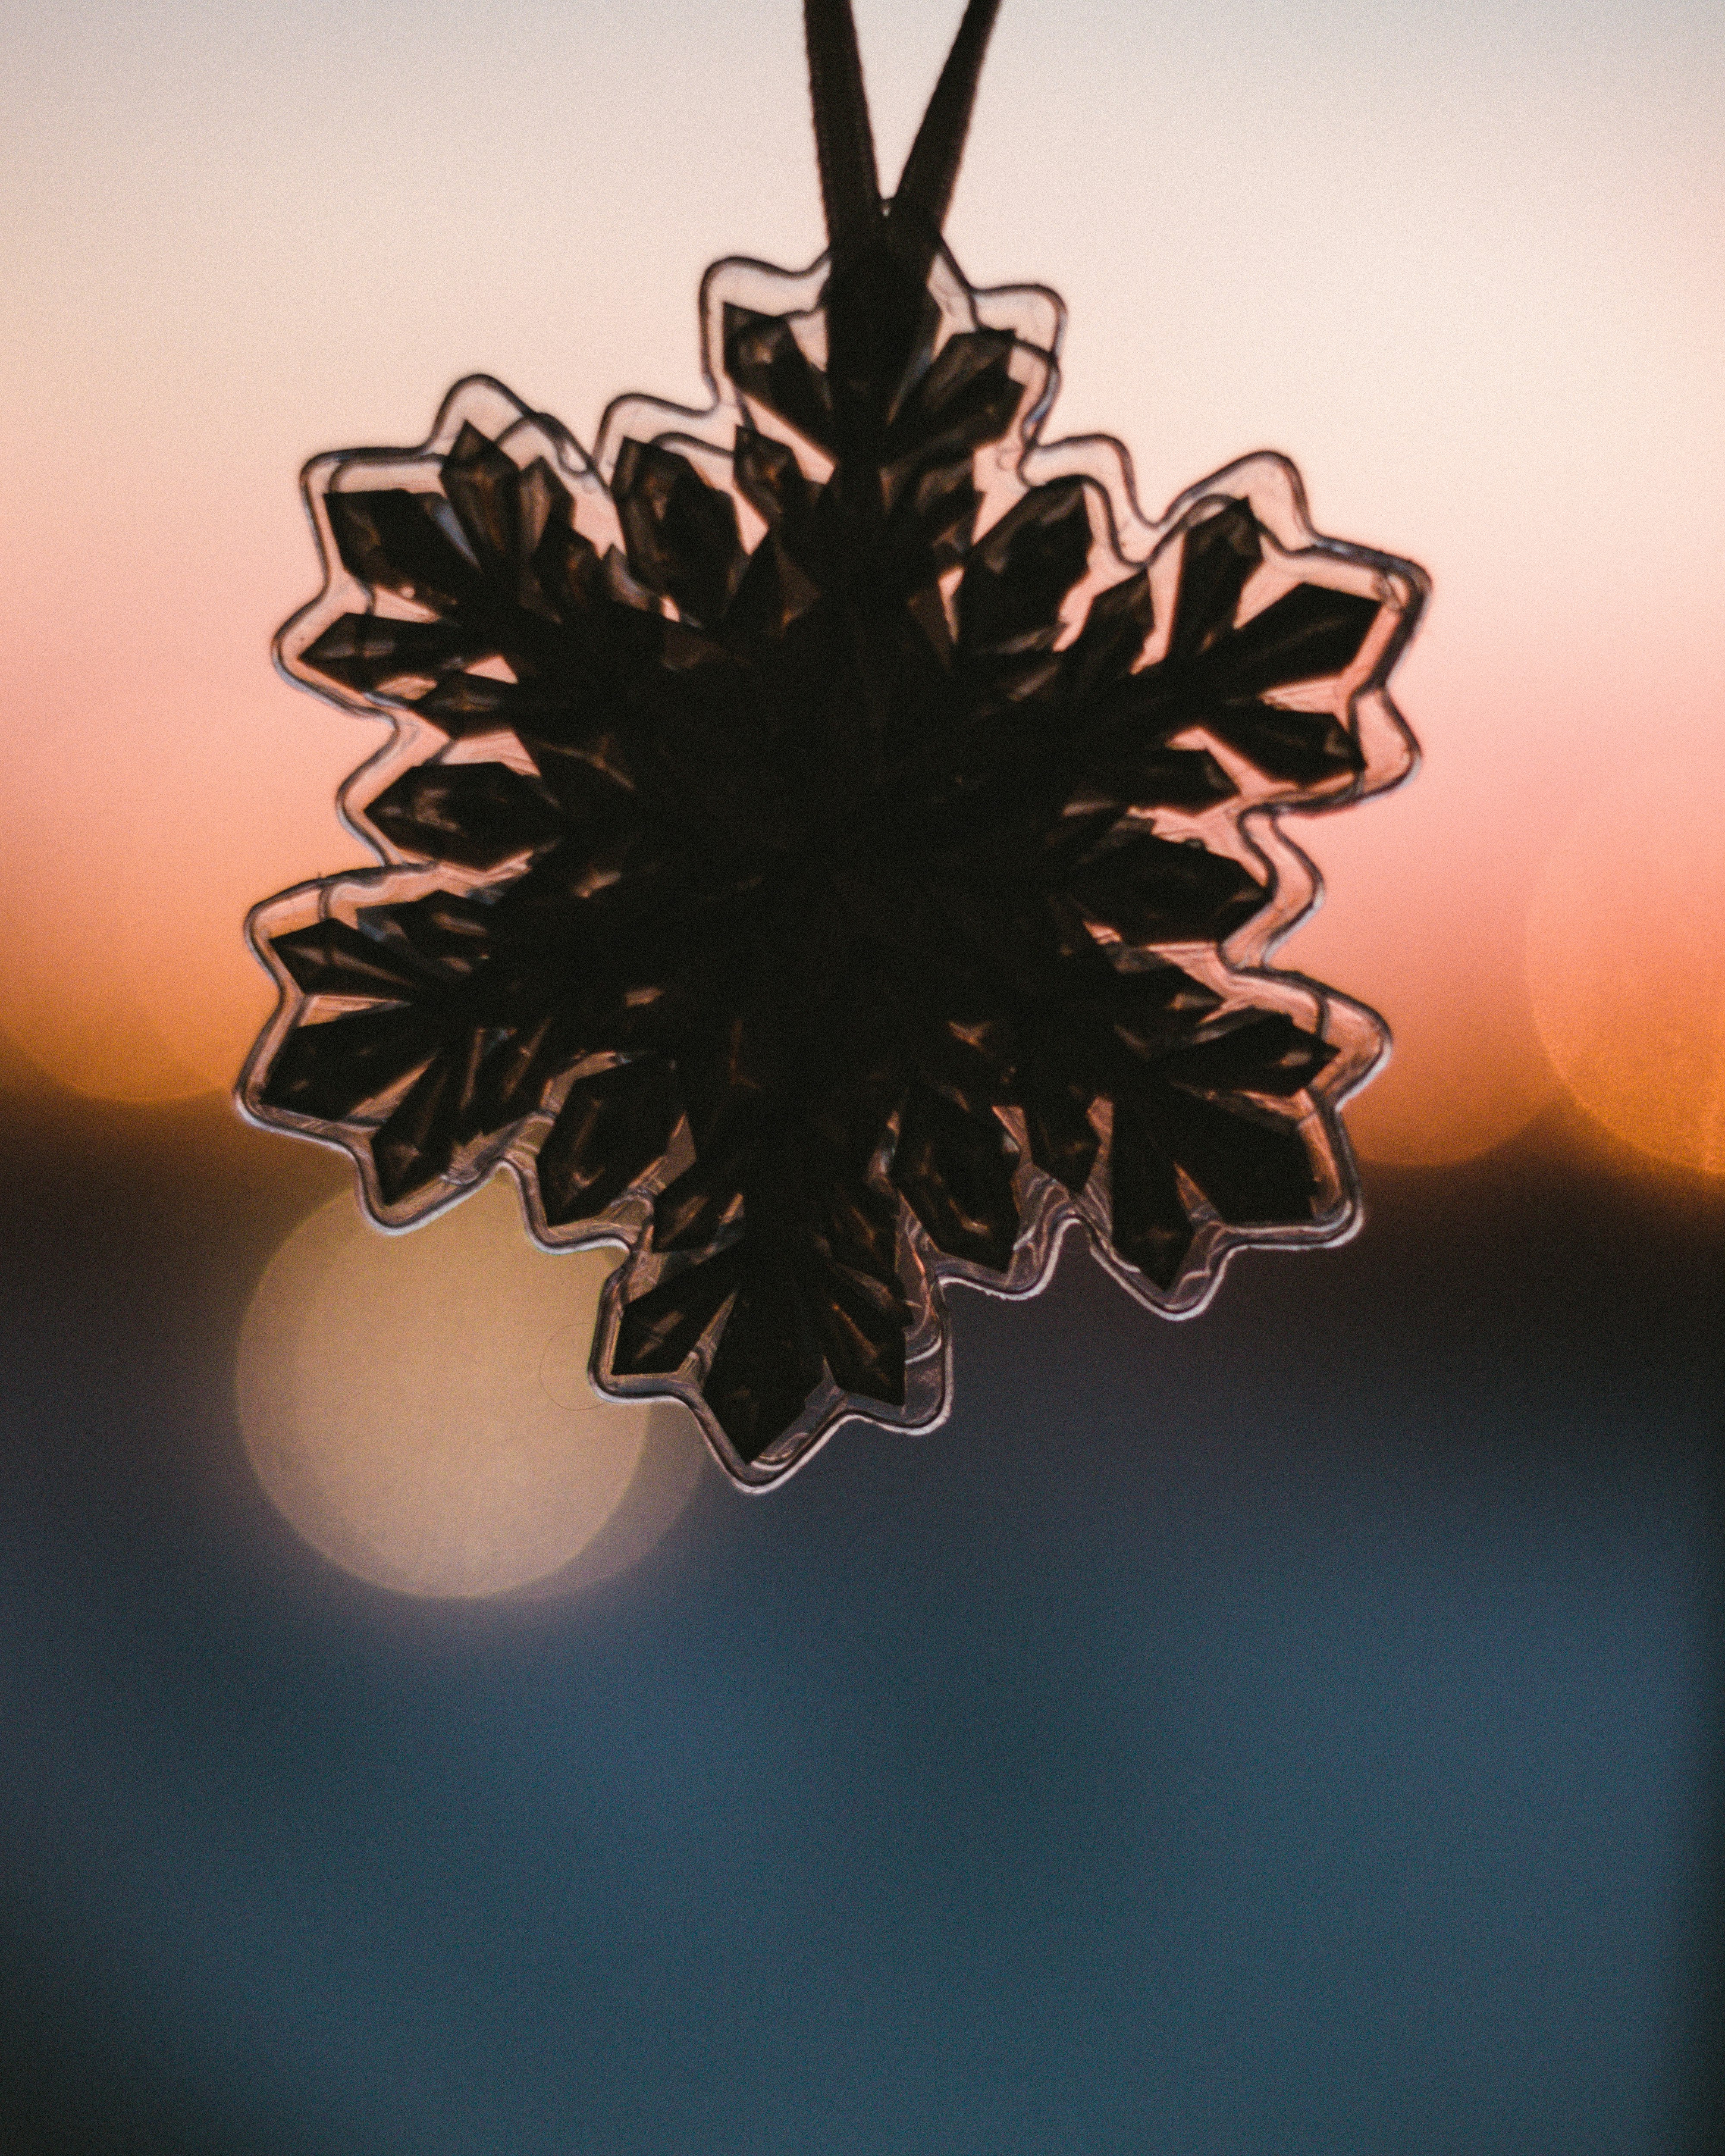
[803, 0, 1002, 273]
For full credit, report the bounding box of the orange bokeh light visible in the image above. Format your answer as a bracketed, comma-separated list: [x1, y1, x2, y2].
[1527, 761, 1725, 1177]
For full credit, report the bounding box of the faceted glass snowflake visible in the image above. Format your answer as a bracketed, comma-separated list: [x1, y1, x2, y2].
[241, 7, 1425, 1488]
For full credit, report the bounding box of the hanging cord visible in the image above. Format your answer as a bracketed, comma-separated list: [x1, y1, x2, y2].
[803, 0, 1001, 274]
[888, 0, 1001, 278]
[803, 0, 884, 267]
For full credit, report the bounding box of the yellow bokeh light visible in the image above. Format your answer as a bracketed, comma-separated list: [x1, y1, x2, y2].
[1527, 761, 1725, 1176]
[237, 1176, 698, 1598]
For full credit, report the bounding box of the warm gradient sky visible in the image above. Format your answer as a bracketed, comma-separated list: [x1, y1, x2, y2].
[2, 6, 1724, 2152]
[3, 0, 1722, 1165]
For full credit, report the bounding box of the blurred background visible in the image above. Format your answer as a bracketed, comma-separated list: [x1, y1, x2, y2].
[1, 0, 1721, 2149]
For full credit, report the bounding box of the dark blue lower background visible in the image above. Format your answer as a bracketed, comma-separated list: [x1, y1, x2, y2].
[1, 1072, 1719, 2156]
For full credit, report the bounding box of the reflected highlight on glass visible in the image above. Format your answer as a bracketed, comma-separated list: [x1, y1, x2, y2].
[1527, 759, 1725, 1175]
[237, 1175, 693, 1597]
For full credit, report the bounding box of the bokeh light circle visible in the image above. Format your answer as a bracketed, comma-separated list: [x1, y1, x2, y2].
[238, 1176, 672, 1597]
[1527, 759, 1725, 1175]
[1275, 752, 1565, 1170]
[1336, 973, 1560, 1169]
[0, 705, 218, 1103]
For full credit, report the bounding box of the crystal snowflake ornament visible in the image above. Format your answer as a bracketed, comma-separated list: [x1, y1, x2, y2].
[241, 0, 1427, 1487]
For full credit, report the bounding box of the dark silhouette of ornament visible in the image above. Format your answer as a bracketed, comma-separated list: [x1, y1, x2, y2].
[241, 0, 1427, 1486]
